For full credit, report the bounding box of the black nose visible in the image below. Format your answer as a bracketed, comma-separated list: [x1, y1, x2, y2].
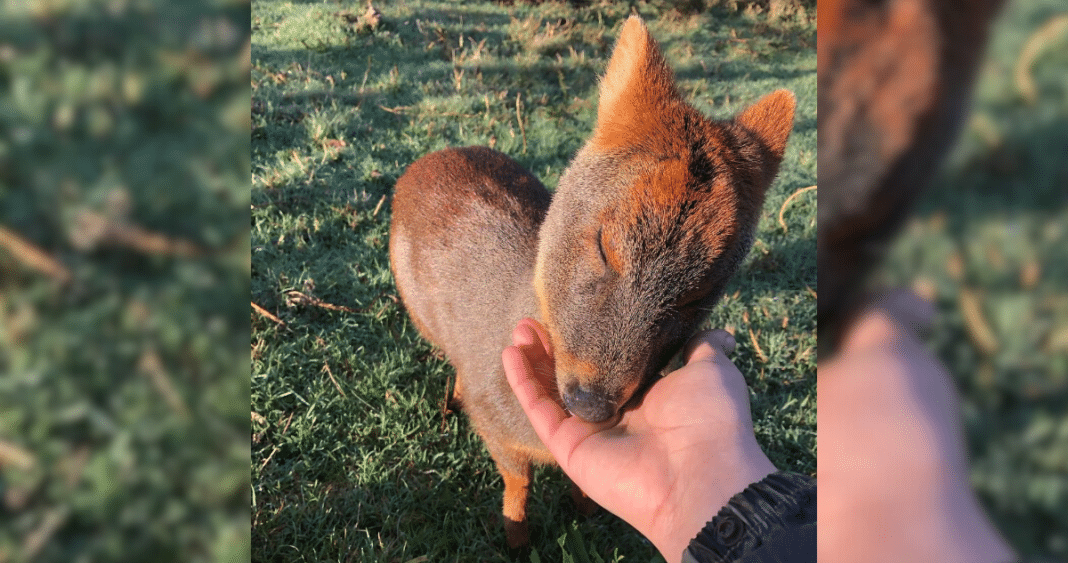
[562, 382, 617, 423]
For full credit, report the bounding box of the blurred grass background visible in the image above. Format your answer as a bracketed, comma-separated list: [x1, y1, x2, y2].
[877, 0, 1068, 557]
[0, 0, 250, 561]
[250, 0, 814, 561]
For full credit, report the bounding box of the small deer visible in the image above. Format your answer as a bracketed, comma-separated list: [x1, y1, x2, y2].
[389, 15, 795, 550]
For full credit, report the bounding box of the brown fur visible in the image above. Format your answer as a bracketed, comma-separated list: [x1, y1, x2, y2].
[817, 0, 1005, 354]
[389, 16, 795, 549]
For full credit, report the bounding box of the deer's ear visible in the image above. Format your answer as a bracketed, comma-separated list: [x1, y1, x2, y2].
[592, 16, 681, 149]
[735, 89, 796, 159]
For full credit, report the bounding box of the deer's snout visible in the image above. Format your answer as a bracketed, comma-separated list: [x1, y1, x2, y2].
[561, 380, 618, 423]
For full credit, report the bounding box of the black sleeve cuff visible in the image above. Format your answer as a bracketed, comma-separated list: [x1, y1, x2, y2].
[681, 471, 816, 563]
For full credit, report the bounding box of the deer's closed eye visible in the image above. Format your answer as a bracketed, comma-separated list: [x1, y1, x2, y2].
[596, 228, 607, 265]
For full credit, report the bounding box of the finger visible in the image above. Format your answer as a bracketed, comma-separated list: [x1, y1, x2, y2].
[878, 288, 935, 334]
[841, 289, 935, 352]
[512, 320, 537, 347]
[502, 345, 602, 471]
[503, 344, 566, 426]
[682, 329, 736, 364]
[512, 321, 555, 387]
[515, 317, 554, 360]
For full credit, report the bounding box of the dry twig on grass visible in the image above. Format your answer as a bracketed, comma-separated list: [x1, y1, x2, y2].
[22, 506, 71, 560]
[516, 92, 527, 154]
[0, 440, 37, 471]
[0, 225, 72, 283]
[138, 348, 191, 419]
[960, 288, 999, 355]
[778, 185, 816, 233]
[252, 301, 286, 326]
[742, 310, 768, 363]
[322, 362, 346, 398]
[1015, 15, 1068, 104]
[284, 290, 363, 314]
[748, 327, 768, 363]
[70, 210, 206, 258]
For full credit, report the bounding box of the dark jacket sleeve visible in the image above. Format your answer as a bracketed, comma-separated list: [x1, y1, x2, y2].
[681, 471, 815, 563]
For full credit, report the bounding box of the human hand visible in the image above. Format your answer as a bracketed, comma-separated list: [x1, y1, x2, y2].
[818, 290, 1015, 563]
[502, 318, 776, 563]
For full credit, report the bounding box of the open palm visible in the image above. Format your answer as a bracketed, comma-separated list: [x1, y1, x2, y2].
[502, 319, 776, 562]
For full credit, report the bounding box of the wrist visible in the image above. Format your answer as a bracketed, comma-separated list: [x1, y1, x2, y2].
[649, 434, 777, 563]
[679, 471, 816, 563]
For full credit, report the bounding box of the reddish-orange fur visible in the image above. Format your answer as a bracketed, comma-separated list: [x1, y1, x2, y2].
[591, 18, 683, 151]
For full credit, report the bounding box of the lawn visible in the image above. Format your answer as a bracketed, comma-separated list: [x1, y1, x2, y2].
[0, 0, 250, 561]
[876, 0, 1068, 557]
[250, 0, 815, 561]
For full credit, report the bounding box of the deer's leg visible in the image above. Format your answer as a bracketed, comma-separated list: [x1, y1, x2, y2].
[569, 479, 599, 516]
[499, 461, 532, 549]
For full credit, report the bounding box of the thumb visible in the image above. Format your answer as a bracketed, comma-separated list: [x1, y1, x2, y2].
[682, 329, 736, 365]
[841, 289, 935, 351]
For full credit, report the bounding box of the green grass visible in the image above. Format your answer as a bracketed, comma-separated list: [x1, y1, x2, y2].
[251, 1, 814, 561]
[877, 0, 1068, 557]
[0, 0, 250, 561]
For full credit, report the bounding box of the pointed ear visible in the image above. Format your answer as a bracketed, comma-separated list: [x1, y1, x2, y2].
[735, 90, 796, 159]
[592, 16, 680, 148]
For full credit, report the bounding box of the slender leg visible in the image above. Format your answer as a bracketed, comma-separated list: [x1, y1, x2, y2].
[569, 479, 599, 516]
[448, 375, 464, 411]
[500, 463, 532, 549]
